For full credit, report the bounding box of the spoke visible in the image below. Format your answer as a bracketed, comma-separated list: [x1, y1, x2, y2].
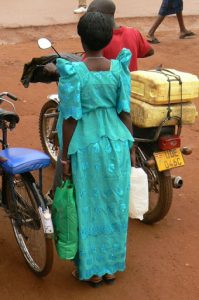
[12, 175, 47, 271]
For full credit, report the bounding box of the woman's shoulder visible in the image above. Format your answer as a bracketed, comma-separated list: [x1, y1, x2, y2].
[56, 59, 85, 77]
[116, 48, 132, 66]
[111, 48, 132, 73]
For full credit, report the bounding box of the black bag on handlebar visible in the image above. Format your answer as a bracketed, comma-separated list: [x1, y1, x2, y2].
[20, 53, 82, 88]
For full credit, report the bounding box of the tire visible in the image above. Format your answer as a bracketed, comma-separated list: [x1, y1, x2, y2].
[136, 147, 173, 224]
[6, 173, 53, 277]
[39, 100, 59, 167]
[142, 169, 173, 224]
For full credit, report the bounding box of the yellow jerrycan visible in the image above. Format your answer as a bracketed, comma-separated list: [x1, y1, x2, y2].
[131, 69, 199, 105]
[130, 97, 198, 128]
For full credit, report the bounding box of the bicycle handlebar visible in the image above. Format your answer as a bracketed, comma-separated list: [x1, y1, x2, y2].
[0, 92, 17, 101]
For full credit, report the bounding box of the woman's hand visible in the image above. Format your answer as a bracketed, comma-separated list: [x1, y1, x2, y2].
[61, 118, 77, 181]
[130, 146, 136, 167]
[61, 159, 72, 181]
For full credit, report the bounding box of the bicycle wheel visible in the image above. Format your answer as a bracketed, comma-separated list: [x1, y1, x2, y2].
[39, 100, 59, 166]
[6, 172, 53, 276]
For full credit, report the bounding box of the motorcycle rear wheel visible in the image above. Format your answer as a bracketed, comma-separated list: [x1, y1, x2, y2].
[39, 100, 58, 167]
[136, 147, 173, 224]
[142, 168, 173, 224]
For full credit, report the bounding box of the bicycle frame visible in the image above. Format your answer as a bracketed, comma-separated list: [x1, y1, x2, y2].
[0, 117, 12, 207]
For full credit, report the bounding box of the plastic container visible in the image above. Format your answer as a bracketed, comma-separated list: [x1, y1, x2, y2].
[129, 167, 149, 220]
[131, 69, 199, 105]
[130, 97, 198, 128]
[39, 207, 54, 234]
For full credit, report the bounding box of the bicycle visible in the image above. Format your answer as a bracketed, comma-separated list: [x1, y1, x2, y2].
[0, 92, 54, 276]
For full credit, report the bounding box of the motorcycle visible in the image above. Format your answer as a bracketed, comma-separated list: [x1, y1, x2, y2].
[21, 38, 192, 224]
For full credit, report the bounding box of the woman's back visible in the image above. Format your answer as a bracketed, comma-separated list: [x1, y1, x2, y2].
[57, 49, 133, 154]
[74, 60, 120, 112]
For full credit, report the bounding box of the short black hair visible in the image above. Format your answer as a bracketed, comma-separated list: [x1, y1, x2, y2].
[77, 12, 113, 51]
[88, 0, 116, 16]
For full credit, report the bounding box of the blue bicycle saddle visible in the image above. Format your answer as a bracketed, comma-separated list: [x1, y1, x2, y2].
[0, 148, 51, 174]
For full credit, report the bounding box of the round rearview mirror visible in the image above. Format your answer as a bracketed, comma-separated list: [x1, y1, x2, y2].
[38, 38, 52, 50]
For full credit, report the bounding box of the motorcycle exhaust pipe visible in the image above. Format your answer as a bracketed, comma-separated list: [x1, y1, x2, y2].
[181, 147, 192, 155]
[172, 176, 183, 189]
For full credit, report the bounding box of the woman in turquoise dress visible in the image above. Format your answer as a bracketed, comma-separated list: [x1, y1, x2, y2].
[56, 12, 134, 286]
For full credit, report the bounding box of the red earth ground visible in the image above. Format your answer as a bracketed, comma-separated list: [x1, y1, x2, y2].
[0, 15, 199, 300]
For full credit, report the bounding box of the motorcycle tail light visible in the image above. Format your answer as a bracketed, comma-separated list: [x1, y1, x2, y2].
[158, 135, 181, 151]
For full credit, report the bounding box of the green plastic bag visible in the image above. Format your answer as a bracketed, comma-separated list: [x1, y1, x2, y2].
[52, 180, 78, 260]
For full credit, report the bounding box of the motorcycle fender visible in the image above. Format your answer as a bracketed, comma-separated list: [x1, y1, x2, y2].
[161, 170, 171, 177]
[47, 94, 59, 104]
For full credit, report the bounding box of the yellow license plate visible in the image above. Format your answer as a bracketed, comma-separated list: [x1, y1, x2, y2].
[154, 148, 185, 172]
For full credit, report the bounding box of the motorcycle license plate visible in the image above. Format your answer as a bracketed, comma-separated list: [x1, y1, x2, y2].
[154, 148, 184, 172]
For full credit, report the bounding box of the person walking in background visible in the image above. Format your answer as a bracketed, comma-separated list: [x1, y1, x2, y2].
[57, 11, 134, 285]
[147, 0, 195, 44]
[74, 0, 87, 14]
[87, 0, 154, 71]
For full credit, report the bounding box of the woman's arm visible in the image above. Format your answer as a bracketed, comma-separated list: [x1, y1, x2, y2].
[61, 117, 77, 181]
[118, 111, 135, 166]
[119, 111, 133, 136]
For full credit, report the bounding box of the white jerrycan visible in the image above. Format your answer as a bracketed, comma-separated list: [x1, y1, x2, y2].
[129, 167, 149, 220]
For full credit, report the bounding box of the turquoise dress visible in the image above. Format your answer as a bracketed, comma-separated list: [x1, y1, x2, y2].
[56, 49, 134, 280]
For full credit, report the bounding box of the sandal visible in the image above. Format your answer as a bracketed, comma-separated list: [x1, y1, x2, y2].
[72, 270, 103, 287]
[179, 31, 196, 39]
[146, 35, 160, 44]
[103, 273, 116, 284]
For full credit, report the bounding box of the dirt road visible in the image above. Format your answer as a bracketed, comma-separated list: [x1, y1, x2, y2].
[0, 0, 198, 27]
[0, 15, 199, 300]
